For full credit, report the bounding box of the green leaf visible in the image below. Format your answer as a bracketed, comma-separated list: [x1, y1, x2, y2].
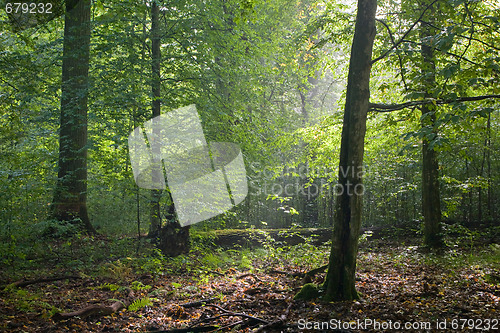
[128, 297, 152, 312]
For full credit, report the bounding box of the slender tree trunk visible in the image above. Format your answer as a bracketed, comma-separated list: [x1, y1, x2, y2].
[486, 111, 492, 219]
[149, 0, 162, 237]
[466, 159, 472, 222]
[479, 145, 485, 223]
[323, 0, 377, 302]
[420, 2, 443, 248]
[148, 1, 190, 254]
[51, 0, 95, 234]
[297, 70, 320, 227]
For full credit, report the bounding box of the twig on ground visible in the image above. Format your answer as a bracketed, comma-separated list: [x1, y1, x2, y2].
[181, 298, 218, 308]
[204, 304, 269, 324]
[52, 287, 134, 320]
[254, 298, 294, 332]
[237, 273, 262, 282]
[3, 275, 81, 289]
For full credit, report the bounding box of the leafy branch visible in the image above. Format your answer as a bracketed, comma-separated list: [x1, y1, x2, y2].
[371, 0, 440, 65]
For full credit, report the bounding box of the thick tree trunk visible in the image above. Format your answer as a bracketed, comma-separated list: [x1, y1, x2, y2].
[322, 0, 377, 302]
[51, 0, 95, 234]
[158, 223, 190, 257]
[420, 3, 443, 248]
[421, 126, 442, 247]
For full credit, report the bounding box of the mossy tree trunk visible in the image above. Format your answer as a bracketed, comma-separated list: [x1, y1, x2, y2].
[419, 1, 444, 249]
[322, 0, 377, 302]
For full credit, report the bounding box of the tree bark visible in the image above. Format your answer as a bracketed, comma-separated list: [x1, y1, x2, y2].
[419, 2, 443, 249]
[486, 111, 492, 219]
[148, 1, 190, 255]
[322, 0, 377, 302]
[149, 0, 162, 237]
[51, 0, 95, 234]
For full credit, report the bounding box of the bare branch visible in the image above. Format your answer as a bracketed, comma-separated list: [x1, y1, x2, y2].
[371, 0, 440, 64]
[376, 19, 408, 90]
[370, 94, 500, 113]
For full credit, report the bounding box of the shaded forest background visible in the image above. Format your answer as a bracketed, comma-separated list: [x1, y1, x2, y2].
[1, 0, 498, 243]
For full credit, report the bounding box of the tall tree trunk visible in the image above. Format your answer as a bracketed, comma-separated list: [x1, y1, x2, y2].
[51, 0, 95, 234]
[479, 144, 485, 223]
[486, 111, 492, 220]
[149, 0, 162, 237]
[148, 1, 190, 254]
[322, 0, 377, 302]
[420, 2, 443, 248]
[466, 158, 472, 222]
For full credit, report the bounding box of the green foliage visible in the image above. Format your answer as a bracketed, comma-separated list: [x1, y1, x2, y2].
[130, 281, 151, 291]
[442, 224, 480, 250]
[0, 0, 499, 313]
[137, 248, 166, 278]
[37, 219, 81, 238]
[98, 259, 133, 282]
[238, 250, 254, 270]
[128, 297, 152, 312]
[201, 252, 226, 269]
[4, 288, 61, 316]
[359, 230, 373, 244]
[94, 283, 121, 291]
[190, 230, 217, 252]
[484, 270, 500, 285]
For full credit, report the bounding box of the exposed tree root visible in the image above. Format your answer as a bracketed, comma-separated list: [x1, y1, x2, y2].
[237, 273, 262, 281]
[180, 298, 218, 308]
[149, 326, 219, 333]
[204, 304, 269, 324]
[52, 287, 134, 320]
[254, 298, 294, 332]
[150, 303, 270, 332]
[304, 264, 328, 278]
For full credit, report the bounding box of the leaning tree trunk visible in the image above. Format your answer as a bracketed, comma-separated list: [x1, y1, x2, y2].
[420, 2, 443, 249]
[322, 0, 377, 302]
[51, 0, 95, 234]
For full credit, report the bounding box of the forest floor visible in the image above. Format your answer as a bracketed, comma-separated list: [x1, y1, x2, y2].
[0, 229, 499, 332]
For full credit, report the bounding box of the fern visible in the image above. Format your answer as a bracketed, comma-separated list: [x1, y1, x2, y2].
[130, 281, 151, 291]
[128, 297, 152, 311]
[94, 283, 120, 291]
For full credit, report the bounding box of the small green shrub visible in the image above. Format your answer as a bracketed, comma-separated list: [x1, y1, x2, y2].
[130, 281, 151, 291]
[99, 259, 132, 282]
[93, 283, 121, 291]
